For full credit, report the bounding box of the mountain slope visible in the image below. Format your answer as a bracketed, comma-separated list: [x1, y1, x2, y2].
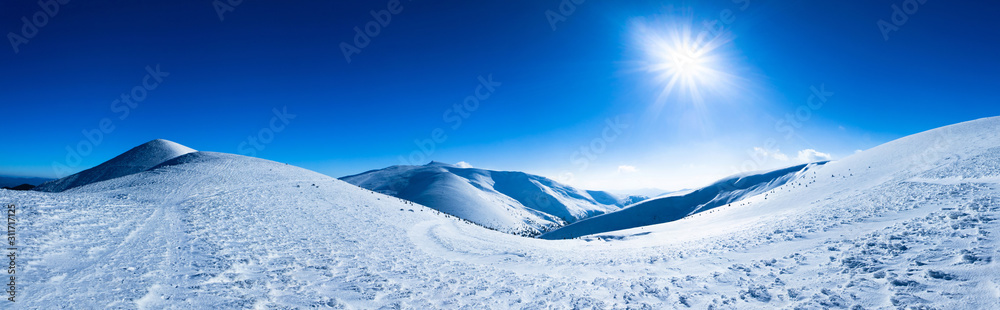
[5, 116, 1000, 309]
[11, 150, 457, 308]
[341, 162, 637, 235]
[34, 139, 196, 192]
[540, 161, 826, 239]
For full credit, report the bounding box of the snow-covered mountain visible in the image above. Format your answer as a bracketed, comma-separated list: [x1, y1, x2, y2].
[540, 161, 826, 239]
[341, 162, 641, 235]
[34, 139, 196, 192]
[7, 147, 455, 308]
[5, 116, 1000, 309]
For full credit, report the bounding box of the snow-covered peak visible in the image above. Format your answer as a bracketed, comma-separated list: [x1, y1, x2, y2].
[341, 163, 637, 236]
[34, 139, 196, 192]
[424, 161, 454, 167]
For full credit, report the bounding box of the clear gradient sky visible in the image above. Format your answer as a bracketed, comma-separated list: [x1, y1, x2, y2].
[2, 0, 998, 192]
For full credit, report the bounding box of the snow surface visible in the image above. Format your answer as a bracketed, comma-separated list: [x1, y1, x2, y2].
[34, 139, 196, 192]
[3, 116, 1000, 309]
[341, 162, 636, 236]
[540, 161, 826, 240]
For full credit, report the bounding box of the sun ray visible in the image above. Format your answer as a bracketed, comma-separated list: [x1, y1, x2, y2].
[633, 16, 738, 114]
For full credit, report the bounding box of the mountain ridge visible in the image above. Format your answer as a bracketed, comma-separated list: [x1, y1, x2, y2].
[341, 162, 643, 236]
[540, 161, 826, 239]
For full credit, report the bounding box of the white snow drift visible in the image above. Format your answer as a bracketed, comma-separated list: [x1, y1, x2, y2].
[2, 117, 999, 309]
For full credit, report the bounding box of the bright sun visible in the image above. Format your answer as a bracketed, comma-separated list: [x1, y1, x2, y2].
[660, 44, 706, 80]
[636, 20, 732, 105]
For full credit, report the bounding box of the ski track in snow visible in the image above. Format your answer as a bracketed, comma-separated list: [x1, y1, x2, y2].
[3, 118, 1000, 309]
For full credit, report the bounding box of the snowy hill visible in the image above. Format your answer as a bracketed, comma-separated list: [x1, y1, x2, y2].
[4, 116, 1000, 309]
[540, 161, 826, 239]
[341, 162, 638, 235]
[34, 139, 196, 192]
[8, 149, 457, 308]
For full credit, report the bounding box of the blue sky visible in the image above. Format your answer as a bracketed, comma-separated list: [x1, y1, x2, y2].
[2, 0, 998, 191]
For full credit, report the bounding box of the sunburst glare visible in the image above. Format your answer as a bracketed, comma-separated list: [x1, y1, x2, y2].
[633, 18, 737, 108]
